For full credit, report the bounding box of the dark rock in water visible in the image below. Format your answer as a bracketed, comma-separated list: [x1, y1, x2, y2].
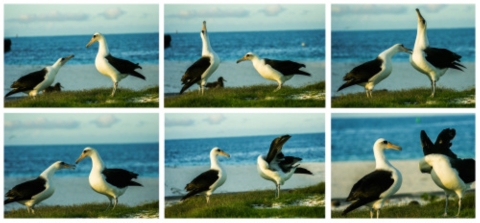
[4, 39, 11, 53]
[164, 35, 171, 48]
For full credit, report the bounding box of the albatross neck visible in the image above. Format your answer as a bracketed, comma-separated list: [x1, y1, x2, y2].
[415, 22, 429, 50]
[373, 147, 392, 169]
[40, 163, 60, 179]
[201, 32, 214, 56]
[89, 151, 106, 171]
[96, 36, 110, 56]
[210, 152, 222, 170]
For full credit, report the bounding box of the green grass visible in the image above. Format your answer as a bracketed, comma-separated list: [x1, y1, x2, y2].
[332, 193, 475, 218]
[165, 182, 325, 218]
[4, 200, 159, 218]
[4, 86, 159, 108]
[333, 87, 475, 108]
[165, 82, 325, 107]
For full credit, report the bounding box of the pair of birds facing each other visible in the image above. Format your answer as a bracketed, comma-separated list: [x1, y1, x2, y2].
[4, 147, 142, 213]
[338, 8, 465, 98]
[180, 135, 312, 203]
[179, 21, 311, 94]
[5, 32, 145, 98]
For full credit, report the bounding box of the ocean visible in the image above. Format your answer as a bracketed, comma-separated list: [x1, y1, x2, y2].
[165, 133, 325, 167]
[332, 28, 475, 62]
[164, 29, 325, 62]
[332, 115, 475, 162]
[4, 143, 159, 177]
[4, 33, 159, 65]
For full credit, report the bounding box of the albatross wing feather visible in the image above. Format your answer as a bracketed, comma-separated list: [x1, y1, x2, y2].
[102, 168, 143, 188]
[4, 177, 46, 204]
[180, 57, 211, 94]
[424, 47, 465, 71]
[181, 169, 219, 201]
[337, 58, 382, 91]
[105, 54, 145, 79]
[264, 59, 311, 76]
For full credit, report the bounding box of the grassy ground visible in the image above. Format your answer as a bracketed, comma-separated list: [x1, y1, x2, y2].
[165, 82, 325, 107]
[332, 87, 475, 108]
[165, 182, 325, 218]
[4, 86, 159, 108]
[332, 193, 475, 218]
[4, 200, 159, 218]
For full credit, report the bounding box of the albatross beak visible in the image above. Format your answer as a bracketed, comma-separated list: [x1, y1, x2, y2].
[387, 142, 402, 151]
[416, 8, 426, 25]
[75, 153, 87, 164]
[61, 55, 74, 65]
[220, 151, 230, 158]
[236, 56, 247, 64]
[62, 163, 76, 170]
[86, 37, 97, 48]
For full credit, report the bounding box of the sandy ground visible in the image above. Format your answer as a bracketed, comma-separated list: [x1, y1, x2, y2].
[4, 64, 159, 97]
[332, 62, 475, 97]
[4, 177, 159, 211]
[331, 160, 476, 199]
[164, 61, 325, 94]
[165, 162, 325, 198]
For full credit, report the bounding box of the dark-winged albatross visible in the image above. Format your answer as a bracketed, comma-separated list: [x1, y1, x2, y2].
[237, 53, 311, 91]
[181, 147, 230, 203]
[257, 135, 313, 198]
[205, 76, 226, 89]
[4, 161, 75, 214]
[180, 21, 220, 95]
[5, 55, 74, 98]
[86, 32, 145, 96]
[43, 82, 63, 93]
[419, 128, 475, 217]
[410, 9, 465, 97]
[337, 44, 410, 98]
[343, 138, 402, 218]
[75, 147, 142, 210]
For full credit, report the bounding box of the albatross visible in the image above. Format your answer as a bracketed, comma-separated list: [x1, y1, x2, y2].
[43, 82, 63, 93]
[337, 44, 410, 97]
[5, 55, 74, 98]
[205, 76, 226, 89]
[257, 135, 313, 198]
[180, 21, 220, 95]
[410, 8, 465, 97]
[4, 161, 76, 214]
[419, 128, 475, 217]
[236, 52, 311, 91]
[86, 33, 145, 96]
[75, 147, 143, 210]
[342, 138, 402, 218]
[181, 147, 230, 203]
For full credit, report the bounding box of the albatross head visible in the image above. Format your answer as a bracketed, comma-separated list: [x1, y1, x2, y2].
[53, 161, 76, 170]
[236, 52, 258, 63]
[53, 55, 74, 67]
[374, 138, 402, 152]
[75, 147, 97, 164]
[211, 147, 230, 158]
[415, 8, 426, 29]
[86, 32, 104, 48]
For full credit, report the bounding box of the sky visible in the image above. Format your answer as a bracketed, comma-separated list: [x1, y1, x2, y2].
[4, 113, 159, 146]
[165, 113, 325, 140]
[332, 4, 475, 31]
[164, 4, 325, 33]
[3, 4, 159, 37]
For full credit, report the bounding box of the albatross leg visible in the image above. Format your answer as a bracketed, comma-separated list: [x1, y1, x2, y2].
[376, 209, 380, 219]
[275, 184, 281, 198]
[111, 82, 118, 96]
[456, 197, 462, 217]
[112, 197, 118, 210]
[443, 193, 449, 216]
[105, 197, 113, 210]
[274, 81, 282, 92]
[369, 208, 374, 218]
[430, 80, 436, 97]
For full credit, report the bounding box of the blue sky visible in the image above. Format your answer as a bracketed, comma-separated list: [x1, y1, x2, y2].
[4, 113, 159, 146]
[4, 4, 159, 37]
[332, 4, 475, 31]
[165, 113, 325, 140]
[164, 4, 325, 33]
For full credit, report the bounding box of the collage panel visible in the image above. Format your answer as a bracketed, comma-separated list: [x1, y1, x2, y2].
[3, 4, 159, 107]
[331, 4, 475, 107]
[164, 4, 326, 107]
[164, 113, 325, 218]
[331, 113, 475, 218]
[3, 113, 159, 218]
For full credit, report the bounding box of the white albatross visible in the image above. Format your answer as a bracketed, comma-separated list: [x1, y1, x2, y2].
[257, 134, 313, 198]
[337, 44, 410, 97]
[410, 8, 465, 97]
[180, 21, 220, 95]
[5, 55, 74, 98]
[4, 161, 76, 214]
[342, 138, 402, 218]
[181, 147, 230, 203]
[75, 147, 143, 210]
[419, 128, 475, 217]
[86, 33, 145, 96]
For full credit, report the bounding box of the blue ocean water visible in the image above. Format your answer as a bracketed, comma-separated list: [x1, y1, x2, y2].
[164, 29, 325, 62]
[4, 143, 159, 177]
[165, 133, 325, 167]
[332, 115, 475, 162]
[332, 28, 475, 62]
[4, 33, 159, 65]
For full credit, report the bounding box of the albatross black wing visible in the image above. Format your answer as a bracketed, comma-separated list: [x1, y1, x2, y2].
[264, 59, 311, 76]
[102, 168, 143, 188]
[4, 177, 46, 204]
[265, 135, 291, 164]
[337, 58, 382, 92]
[180, 56, 211, 94]
[105, 54, 145, 79]
[421, 128, 457, 158]
[424, 47, 465, 71]
[5, 68, 47, 98]
[181, 169, 219, 201]
[450, 158, 475, 184]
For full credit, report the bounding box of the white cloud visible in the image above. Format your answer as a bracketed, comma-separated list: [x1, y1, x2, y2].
[91, 115, 120, 128]
[99, 7, 126, 20]
[8, 11, 89, 23]
[332, 5, 407, 16]
[203, 114, 226, 125]
[259, 5, 286, 17]
[421, 5, 447, 13]
[168, 7, 249, 19]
